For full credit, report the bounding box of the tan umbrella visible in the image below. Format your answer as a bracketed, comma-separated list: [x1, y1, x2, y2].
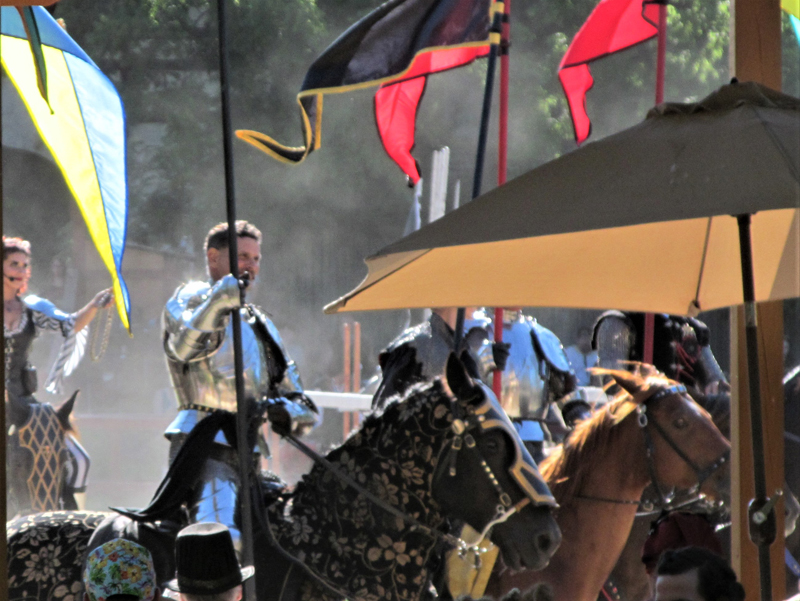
[324, 81, 799, 317]
[325, 80, 799, 601]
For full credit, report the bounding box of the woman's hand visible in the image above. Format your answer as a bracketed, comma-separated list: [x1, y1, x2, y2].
[91, 288, 114, 309]
[73, 288, 114, 332]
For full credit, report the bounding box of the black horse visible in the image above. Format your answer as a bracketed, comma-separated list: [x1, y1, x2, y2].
[8, 355, 561, 601]
[6, 390, 81, 518]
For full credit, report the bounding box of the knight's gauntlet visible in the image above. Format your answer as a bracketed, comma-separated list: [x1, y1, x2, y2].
[264, 395, 318, 437]
[167, 275, 242, 362]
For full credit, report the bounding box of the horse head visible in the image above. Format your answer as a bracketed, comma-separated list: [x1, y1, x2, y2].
[601, 367, 731, 507]
[431, 353, 561, 571]
[6, 390, 79, 516]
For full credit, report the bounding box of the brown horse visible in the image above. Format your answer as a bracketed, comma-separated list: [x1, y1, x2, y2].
[483, 367, 730, 601]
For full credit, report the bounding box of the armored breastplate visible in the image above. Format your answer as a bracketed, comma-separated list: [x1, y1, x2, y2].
[498, 316, 547, 420]
[167, 307, 277, 413]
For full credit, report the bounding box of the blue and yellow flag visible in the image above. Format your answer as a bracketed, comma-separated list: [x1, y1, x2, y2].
[783, 0, 800, 44]
[1, 6, 131, 332]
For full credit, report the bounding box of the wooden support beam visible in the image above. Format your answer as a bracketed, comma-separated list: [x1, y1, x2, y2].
[729, 0, 784, 598]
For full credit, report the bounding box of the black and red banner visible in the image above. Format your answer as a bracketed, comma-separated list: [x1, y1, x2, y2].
[237, 0, 494, 178]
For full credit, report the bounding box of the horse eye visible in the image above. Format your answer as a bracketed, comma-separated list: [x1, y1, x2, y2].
[674, 417, 689, 429]
[484, 438, 500, 453]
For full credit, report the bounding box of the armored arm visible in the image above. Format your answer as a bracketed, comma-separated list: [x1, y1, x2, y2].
[255, 314, 318, 436]
[163, 277, 241, 363]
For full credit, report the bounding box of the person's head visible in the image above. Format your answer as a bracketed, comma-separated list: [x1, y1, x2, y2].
[204, 221, 262, 282]
[83, 538, 160, 601]
[166, 523, 253, 601]
[654, 547, 745, 601]
[3, 236, 32, 296]
[576, 325, 593, 354]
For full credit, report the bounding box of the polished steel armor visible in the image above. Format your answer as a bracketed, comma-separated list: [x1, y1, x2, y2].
[163, 277, 315, 445]
[471, 310, 574, 421]
[162, 276, 316, 549]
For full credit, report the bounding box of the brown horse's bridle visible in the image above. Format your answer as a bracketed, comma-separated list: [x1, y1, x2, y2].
[578, 384, 730, 509]
[637, 384, 730, 509]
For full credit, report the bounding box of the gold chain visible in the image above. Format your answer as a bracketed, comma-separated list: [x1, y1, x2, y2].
[90, 305, 113, 362]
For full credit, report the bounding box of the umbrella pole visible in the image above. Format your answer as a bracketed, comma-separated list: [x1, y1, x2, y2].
[454, 1, 504, 350]
[216, 0, 256, 597]
[737, 213, 776, 601]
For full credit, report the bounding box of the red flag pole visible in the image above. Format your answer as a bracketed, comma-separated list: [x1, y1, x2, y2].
[643, 1, 667, 365]
[493, 0, 511, 398]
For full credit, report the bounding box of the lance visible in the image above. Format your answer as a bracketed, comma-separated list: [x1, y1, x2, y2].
[642, 0, 668, 365]
[454, 0, 504, 350]
[492, 0, 511, 397]
[214, 0, 256, 599]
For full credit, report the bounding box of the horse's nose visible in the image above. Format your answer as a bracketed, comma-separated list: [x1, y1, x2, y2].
[536, 521, 562, 556]
[536, 532, 554, 554]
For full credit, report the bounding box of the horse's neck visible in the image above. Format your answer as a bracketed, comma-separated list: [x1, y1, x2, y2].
[276, 393, 450, 601]
[539, 421, 650, 601]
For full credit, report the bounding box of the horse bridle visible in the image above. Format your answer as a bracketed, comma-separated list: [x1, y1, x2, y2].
[579, 384, 730, 509]
[443, 390, 534, 555]
[638, 384, 730, 508]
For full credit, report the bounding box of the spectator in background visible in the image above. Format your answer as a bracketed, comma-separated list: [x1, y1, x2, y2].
[565, 325, 598, 386]
[641, 511, 723, 597]
[83, 538, 160, 601]
[165, 522, 254, 601]
[654, 546, 745, 601]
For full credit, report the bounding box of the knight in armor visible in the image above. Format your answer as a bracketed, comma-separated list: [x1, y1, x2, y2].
[372, 307, 509, 409]
[162, 221, 317, 551]
[4, 236, 112, 512]
[593, 311, 729, 396]
[469, 309, 580, 462]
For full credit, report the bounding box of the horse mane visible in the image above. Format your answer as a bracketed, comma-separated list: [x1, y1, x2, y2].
[539, 367, 674, 504]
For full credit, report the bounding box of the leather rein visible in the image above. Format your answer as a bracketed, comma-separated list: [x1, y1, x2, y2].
[578, 384, 730, 509]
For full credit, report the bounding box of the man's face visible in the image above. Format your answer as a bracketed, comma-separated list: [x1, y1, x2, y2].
[654, 569, 704, 601]
[207, 236, 261, 282]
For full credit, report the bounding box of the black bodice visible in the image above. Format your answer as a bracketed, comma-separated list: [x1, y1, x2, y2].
[5, 308, 38, 399]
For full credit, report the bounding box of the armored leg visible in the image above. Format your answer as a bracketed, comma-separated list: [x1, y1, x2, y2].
[186, 450, 243, 554]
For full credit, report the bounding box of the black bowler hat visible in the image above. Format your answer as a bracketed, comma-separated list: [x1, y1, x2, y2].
[165, 523, 254, 595]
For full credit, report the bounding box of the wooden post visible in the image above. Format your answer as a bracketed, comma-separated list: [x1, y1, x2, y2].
[729, 1, 784, 598]
[343, 323, 352, 438]
[352, 322, 362, 431]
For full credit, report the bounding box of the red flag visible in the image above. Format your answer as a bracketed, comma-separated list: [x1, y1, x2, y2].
[375, 45, 490, 184]
[559, 0, 662, 144]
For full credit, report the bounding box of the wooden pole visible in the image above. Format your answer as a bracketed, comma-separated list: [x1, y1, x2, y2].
[729, 1, 783, 597]
[343, 323, 351, 438]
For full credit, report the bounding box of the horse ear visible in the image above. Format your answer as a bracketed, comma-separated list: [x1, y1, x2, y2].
[602, 369, 642, 396]
[445, 353, 477, 399]
[56, 390, 79, 430]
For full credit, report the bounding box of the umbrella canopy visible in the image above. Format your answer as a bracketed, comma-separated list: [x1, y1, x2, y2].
[325, 81, 800, 316]
[2, 6, 131, 332]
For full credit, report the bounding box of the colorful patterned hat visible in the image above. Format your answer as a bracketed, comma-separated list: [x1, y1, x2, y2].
[83, 538, 158, 601]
